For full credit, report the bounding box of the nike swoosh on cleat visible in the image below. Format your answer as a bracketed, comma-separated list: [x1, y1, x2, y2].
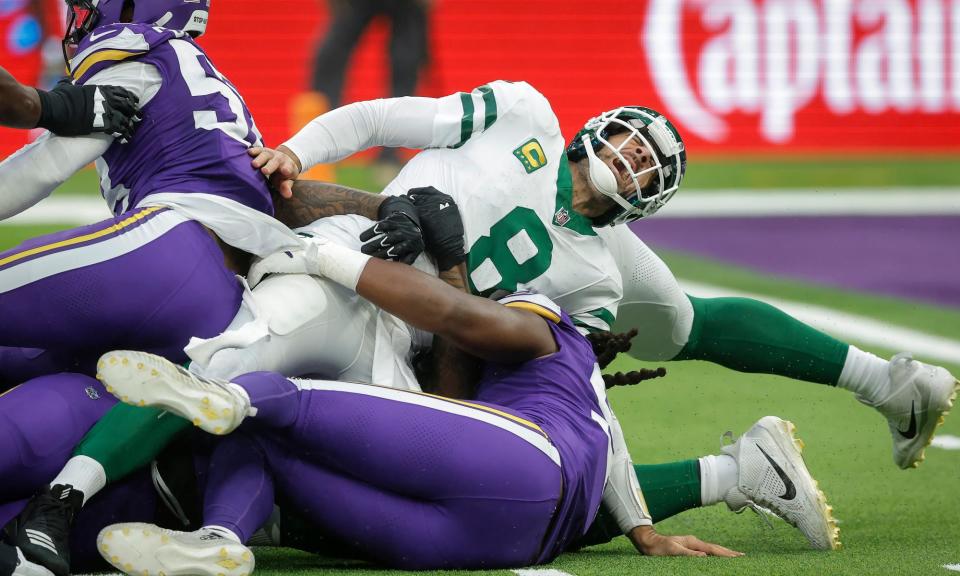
[897, 400, 918, 439]
[756, 444, 797, 500]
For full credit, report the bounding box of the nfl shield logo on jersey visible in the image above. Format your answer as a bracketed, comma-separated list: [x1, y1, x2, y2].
[553, 207, 570, 226]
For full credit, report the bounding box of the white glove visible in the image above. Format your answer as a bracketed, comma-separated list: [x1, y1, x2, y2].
[248, 246, 311, 288]
[247, 237, 372, 291]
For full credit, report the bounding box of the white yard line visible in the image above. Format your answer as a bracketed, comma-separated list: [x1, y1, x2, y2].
[662, 188, 960, 217]
[6, 195, 960, 363]
[4, 196, 111, 225]
[943, 564, 960, 572]
[4, 188, 960, 226]
[931, 435, 960, 450]
[680, 280, 960, 365]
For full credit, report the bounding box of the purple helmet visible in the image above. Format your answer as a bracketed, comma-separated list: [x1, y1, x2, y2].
[64, 0, 210, 59]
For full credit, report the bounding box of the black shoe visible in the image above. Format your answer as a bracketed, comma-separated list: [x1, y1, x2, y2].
[0, 542, 17, 576]
[0, 541, 56, 576]
[13, 485, 82, 576]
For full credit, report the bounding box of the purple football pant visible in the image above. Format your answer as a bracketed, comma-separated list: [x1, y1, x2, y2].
[0, 374, 115, 500]
[0, 207, 242, 379]
[0, 347, 94, 392]
[0, 374, 157, 572]
[203, 372, 563, 570]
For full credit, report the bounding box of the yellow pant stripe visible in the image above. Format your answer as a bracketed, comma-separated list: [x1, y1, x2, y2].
[371, 382, 548, 438]
[293, 379, 560, 466]
[428, 394, 547, 437]
[0, 207, 165, 269]
[0, 384, 22, 399]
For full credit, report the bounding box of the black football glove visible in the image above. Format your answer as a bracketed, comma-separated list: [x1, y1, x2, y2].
[36, 79, 141, 142]
[407, 186, 465, 271]
[360, 195, 424, 265]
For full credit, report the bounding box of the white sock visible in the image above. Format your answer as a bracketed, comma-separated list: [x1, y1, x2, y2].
[227, 383, 256, 416]
[202, 525, 242, 543]
[50, 456, 106, 505]
[837, 346, 891, 403]
[698, 454, 739, 507]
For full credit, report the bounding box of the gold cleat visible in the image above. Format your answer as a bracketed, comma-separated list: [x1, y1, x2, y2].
[96, 350, 251, 436]
[868, 355, 959, 469]
[97, 524, 255, 576]
[722, 416, 841, 550]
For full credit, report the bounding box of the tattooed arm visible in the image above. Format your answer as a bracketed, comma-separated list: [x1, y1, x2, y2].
[272, 180, 386, 229]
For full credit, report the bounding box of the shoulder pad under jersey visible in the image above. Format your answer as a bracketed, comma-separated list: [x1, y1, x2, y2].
[69, 23, 185, 84]
[498, 290, 563, 323]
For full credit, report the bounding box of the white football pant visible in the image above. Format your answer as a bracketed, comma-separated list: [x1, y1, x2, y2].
[185, 215, 433, 390]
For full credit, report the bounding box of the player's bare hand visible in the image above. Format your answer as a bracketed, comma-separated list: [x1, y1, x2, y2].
[248, 145, 302, 198]
[628, 526, 743, 558]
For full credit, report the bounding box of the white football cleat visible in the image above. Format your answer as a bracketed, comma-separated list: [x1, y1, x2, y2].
[860, 354, 959, 469]
[97, 350, 251, 435]
[97, 524, 253, 576]
[722, 416, 841, 551]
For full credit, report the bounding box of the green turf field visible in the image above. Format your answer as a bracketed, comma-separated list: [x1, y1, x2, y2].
[2, 162, 959, 575]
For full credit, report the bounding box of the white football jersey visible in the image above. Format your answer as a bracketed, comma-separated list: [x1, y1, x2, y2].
[382, 81, 622, 332]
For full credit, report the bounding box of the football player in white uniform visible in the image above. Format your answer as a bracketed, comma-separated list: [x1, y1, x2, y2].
[250, 80, 957, 472]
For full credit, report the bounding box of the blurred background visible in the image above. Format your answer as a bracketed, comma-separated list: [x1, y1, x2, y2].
[1, 4, 959, 570]
[0, 0, 958, 342]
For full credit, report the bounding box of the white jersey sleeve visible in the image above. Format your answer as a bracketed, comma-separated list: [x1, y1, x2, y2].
[0, 59, 164, 221]
[0, 131, 110, 221]
[283, 80, 554, 171]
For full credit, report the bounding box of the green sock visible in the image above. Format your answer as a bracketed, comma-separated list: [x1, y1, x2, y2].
[572, 460, 702, 549]
[674, 295, 849, 385]
[73, 402, 190, 483]
[634, 459, 702, 522]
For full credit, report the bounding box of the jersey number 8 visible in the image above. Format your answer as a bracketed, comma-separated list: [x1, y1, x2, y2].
[467, 207, 553, 296]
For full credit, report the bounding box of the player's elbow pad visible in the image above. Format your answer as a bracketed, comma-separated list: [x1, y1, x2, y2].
[603, 456, 653, 533]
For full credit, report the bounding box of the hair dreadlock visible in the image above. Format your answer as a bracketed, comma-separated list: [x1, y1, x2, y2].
[586, 328, 667, 389]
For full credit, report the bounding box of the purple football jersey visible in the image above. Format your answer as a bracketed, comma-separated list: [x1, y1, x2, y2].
[70, 24, 272, 215]
[474, 294, 610, 563]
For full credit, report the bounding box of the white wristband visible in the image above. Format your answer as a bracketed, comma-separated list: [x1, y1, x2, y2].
[306, 238, 372, 292]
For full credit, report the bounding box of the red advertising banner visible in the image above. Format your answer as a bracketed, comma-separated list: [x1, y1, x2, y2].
[1, 0, 959, 159]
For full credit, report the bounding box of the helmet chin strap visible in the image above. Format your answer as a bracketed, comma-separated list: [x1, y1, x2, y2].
[582, 134, 619, 199]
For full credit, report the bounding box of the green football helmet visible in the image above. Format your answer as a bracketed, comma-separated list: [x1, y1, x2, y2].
[566, 106, 687, 226]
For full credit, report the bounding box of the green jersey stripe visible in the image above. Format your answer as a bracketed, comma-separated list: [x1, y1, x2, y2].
[478, 85, 498, 129]
[572, 316, 608, 333]
[585, 307, 616, 327]
[592, 308, 616, 326]
[453, 92, 475, 148]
